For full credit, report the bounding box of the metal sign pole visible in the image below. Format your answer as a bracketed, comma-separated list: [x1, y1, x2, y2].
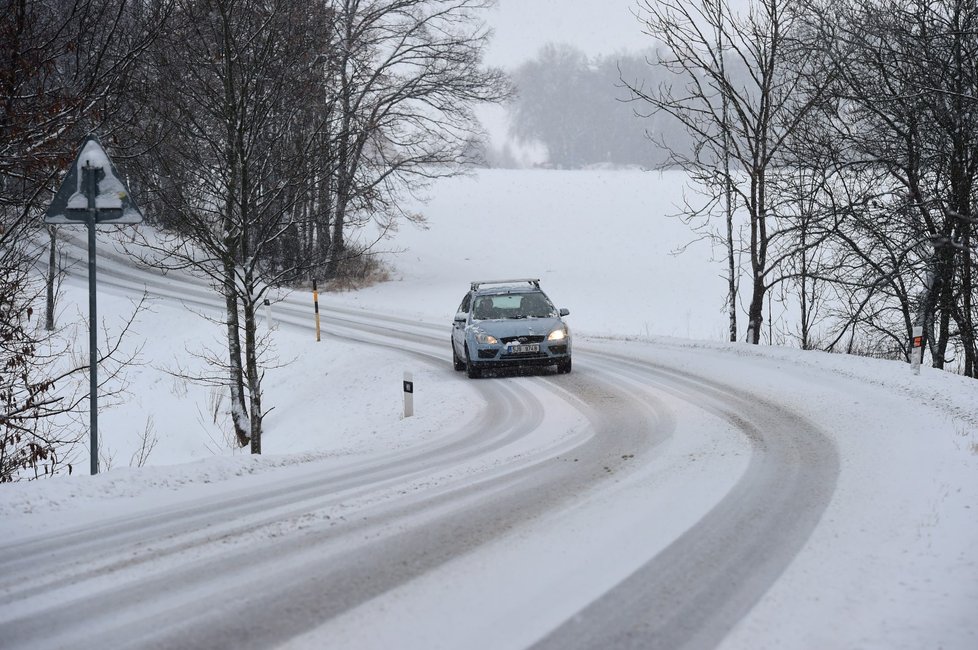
[44, 136, 145, 475]
[82, 165, 98, 476]
[84, 164, 99, 475]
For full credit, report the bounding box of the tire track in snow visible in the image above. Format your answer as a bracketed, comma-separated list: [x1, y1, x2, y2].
[1, 236, 669, 649]
[6, 234, 840, 649]
[530, 349, 840, 650]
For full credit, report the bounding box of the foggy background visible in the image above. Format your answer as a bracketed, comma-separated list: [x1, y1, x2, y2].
[476, 0, 703, 168]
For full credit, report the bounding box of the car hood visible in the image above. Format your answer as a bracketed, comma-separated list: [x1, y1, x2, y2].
[470, 317, 566, 338]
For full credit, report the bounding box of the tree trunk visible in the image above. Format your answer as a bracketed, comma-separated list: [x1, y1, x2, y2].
[800, 235, 810, 349]
[223, 262, 250, 448]
[961, 222, 975, 377]
[241, 265, 262, 454]
[796, 168, 820, 351]
[933, 242, 956, 369]
[713, 0, 738, 343]
[326, 189, 348, 278]
[747, 170, 768, 344]
[726, 201, 738, 343]
[242, 274, 262, 454]
[746, 275, 766, 344]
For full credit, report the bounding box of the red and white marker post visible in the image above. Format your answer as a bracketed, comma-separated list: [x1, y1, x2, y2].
[911, 326, 923, 375]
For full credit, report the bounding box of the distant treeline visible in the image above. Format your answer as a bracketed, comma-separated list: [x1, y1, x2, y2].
[493, 44, 695, 169]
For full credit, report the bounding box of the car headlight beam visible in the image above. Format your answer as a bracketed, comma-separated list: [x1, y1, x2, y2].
[547, 328, 567, 341]
[475, 331, 498, 345]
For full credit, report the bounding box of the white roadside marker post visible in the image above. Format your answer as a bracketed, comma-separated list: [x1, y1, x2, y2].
[403, 372, 414, 418]
[263, 298, 273, 331]
[911, 326, 923, 375]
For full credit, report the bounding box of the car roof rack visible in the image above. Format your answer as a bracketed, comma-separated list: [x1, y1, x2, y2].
[471, 278, 541, 291]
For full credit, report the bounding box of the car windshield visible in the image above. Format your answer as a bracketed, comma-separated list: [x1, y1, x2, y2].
[473, 292, 555, 320]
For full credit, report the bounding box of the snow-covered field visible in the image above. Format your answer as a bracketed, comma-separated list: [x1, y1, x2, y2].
[2, 170, 976, 649]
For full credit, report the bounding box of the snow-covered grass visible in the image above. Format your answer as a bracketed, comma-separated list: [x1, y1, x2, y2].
[331, 169, 730, 339]
[2, 169, 976, 649]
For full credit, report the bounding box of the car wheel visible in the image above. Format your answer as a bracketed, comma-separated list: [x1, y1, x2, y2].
[452, 338, 465, 371]
[557, 357, 572, 374]
[465, 345, 482, 379]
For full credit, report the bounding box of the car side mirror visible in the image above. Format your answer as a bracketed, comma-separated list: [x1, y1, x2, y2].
[454, 312, 468, 323]
[559, 308, 570, 317]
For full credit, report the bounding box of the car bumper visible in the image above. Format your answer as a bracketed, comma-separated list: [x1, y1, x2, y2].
[469, 341, 571, 369]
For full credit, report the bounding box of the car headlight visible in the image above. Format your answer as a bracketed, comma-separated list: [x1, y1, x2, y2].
[547, 328, 568, 341]
[474, 330, 498, 345]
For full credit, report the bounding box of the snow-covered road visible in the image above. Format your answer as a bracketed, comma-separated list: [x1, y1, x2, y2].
[3, 170, 976, 649]
[0, 305, 839, 649]
[4, 241, 840, 649]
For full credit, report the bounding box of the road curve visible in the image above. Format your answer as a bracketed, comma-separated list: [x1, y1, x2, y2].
[0, 236, 840, 649]
[532, 349, 839, 649]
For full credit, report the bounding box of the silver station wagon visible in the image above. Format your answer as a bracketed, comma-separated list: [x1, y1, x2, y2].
[451, 279, 572, 378]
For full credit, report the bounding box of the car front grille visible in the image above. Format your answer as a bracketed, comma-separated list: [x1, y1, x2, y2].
[500, 335, 546, 344]
[500, 350, 549, 360]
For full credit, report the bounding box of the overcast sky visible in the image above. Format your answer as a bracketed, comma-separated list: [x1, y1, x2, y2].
[483, 0, 653, 69]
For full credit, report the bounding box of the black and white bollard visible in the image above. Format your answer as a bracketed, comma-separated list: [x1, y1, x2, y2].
[263, 298, 273, 331]
[403, 372, 414, 418]
[313, 279, 321, 342]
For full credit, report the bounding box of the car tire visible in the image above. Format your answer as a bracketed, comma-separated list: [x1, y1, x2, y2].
[557, 357, 572, 374]
[452, 339, 465, 371]
[465, 346, 482, 379]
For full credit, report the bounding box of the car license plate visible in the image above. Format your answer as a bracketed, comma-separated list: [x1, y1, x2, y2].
[509, 344, 540, 354]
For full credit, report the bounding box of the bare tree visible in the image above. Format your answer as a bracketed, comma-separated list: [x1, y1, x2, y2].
[125, 0, 328, 452]
[1, 0, 165, 479]
[120, 0, 507, 452]
[0, 253, 145, 481]
[316, 0, 509, 278]
[812, 0, 978, 374]
[629, 0, 836, 343]
[1, 0, 167, 315]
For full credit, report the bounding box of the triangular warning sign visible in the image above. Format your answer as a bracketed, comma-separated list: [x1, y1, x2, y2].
[45, 135, 143, 225]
